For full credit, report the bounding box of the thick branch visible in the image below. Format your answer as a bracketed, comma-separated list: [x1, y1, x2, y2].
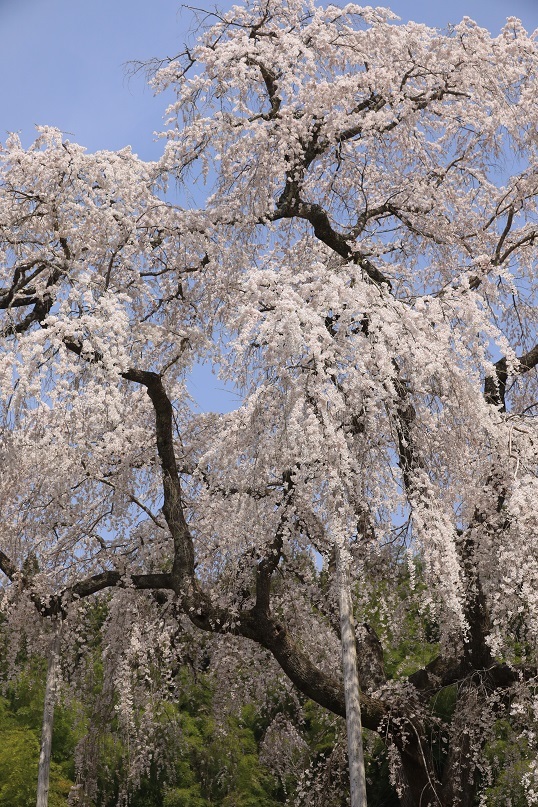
[0, 548, 18, 581]
[0, 261, 52, 309]
[484, 343, 538, 411]
[69, 570, 172, 601]
[122, 369, 195, 589]
[255, 533, 283, 616]
[238, 608, 386, 730]
[3, 296, 55, 337]
[0, 545, 173, 616]
[392, 371, 419, 493]
[519, 343, 538, 375]
[249, 58, 281, 119]
[270, 196, 391, 288]
[41, 571, 174, 617]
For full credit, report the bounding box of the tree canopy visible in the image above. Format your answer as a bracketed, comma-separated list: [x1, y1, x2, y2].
[1, 2, 538, 804]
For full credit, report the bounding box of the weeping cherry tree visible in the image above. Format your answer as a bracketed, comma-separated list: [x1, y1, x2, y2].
[1, 2, 538, 804]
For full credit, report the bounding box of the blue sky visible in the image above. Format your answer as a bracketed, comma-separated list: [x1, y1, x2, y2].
[1, 0, 537, 411]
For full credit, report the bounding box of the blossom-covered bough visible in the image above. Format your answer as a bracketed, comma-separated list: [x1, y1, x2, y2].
[1, 1, 538, 804]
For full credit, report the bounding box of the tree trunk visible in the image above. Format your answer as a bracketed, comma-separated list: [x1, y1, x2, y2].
[396, 738, 441, 807]
[36, 628, 60, 807]
[336, 544, 368, 807]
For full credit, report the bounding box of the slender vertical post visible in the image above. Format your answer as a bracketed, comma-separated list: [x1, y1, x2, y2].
[336, 544, 368, 807]
[36, 627, 61, 807]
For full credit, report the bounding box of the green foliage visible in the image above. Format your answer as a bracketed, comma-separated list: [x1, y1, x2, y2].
[0, 564, 444, 807]
[163, 789, 207, 807]
[2, 574, 537, 807]
[0, 658, 84, 807]
[480, 718, 532, 806]
[77, 669, 285, 807]
[164, 683, 281, 807]
[0, 722, 39, 807]
[0, 583, 460, 807]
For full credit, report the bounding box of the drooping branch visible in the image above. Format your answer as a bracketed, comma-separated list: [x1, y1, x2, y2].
[391, 363, 496, 674]
[254, 469, 296, 616]
[455, 346, 538, 668]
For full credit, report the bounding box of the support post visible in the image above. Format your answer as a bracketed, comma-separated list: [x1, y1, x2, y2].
[36, 627, 60, 807]
[336, 544, 368, 807]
